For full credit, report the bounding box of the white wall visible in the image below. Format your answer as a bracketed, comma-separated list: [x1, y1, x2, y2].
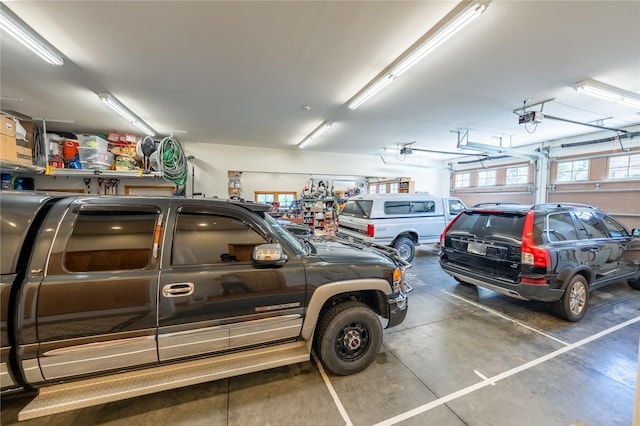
[184, 143, 451, 199]
[17, 141, 451, 197]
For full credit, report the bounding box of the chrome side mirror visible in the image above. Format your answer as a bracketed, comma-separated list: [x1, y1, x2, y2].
[252, 243, 287, 267]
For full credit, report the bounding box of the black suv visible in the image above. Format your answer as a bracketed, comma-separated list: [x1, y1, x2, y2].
[439, 203, 640, 321]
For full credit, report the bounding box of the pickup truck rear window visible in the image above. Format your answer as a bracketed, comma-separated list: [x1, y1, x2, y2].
[339, 200, 373, 219]
[64, 210, 157, 272]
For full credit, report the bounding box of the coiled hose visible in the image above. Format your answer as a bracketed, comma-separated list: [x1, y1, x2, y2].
[157, 136, 188, 187]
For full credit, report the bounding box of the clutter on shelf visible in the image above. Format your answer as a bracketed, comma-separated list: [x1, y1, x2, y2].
[228, 171, 242, 199]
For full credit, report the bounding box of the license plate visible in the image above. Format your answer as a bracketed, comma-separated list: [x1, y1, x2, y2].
[467, 242, 487, 255]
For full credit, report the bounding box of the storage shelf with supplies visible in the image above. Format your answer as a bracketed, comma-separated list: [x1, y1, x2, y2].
[44, 167, 162, 179]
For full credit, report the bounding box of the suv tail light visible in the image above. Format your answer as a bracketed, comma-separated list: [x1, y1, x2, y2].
[440, 213, 462, 246]
[367, 223, 374, 237]
[521, 210, 550, 270]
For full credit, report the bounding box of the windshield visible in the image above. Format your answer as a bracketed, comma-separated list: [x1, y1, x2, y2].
[339, 199, 373, 219]
[263, 214, 307, 255]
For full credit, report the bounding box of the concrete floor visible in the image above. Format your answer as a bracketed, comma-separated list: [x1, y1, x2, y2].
[2, 246, 639, 425]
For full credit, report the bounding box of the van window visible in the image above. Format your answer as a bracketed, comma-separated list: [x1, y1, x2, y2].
[64, 210, 157, 272]
[339, 200, 373, 219]
[383, 201, 435, 215]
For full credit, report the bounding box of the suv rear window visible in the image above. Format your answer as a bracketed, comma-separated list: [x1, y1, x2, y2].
[340, 200, 373, 218]
[449, 211, 526, 241]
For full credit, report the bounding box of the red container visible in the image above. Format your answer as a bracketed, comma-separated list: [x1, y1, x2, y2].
[62, 139, 79, 161]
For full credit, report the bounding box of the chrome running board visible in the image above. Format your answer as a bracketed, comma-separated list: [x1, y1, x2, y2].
[19, 341, 309, 421]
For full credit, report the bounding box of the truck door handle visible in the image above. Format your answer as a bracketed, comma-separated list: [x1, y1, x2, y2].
[162, 282, 195, 297]
[581, 247, 598, 253]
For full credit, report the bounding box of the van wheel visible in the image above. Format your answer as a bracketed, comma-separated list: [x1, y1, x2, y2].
[315, 301, 382, 376]
[393, 237, 415, 262]
[550, 275, 589, 321]
[628, 278, 640, 290]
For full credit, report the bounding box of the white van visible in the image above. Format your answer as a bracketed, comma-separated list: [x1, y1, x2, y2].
[336, 193, 465, 262]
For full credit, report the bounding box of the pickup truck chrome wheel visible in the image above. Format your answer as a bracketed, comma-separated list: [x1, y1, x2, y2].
[339, 324, 367, 359]
[315, 301, 382, 375]
[393, 236, 415, 263]
[550, 275, 589, 322]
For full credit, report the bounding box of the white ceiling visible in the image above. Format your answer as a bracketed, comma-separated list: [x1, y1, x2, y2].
[1, 1, 639, 161]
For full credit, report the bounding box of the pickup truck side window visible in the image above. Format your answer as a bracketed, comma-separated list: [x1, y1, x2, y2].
[448, 199, 465, 216]
[383, 200, 435, 215]
[64, 210, 157, 272]
[172, 212, 267, 266]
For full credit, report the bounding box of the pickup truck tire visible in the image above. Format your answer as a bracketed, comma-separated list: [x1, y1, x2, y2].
[393, 237, 415, 263]
[628, 278, 640, 290]
[315, 301, 382, 376]
[550, 275, 589, 321]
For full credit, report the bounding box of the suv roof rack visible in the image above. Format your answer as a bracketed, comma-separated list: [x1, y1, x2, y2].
[532, 202, 597, 210]
[471, 202, 525, 208]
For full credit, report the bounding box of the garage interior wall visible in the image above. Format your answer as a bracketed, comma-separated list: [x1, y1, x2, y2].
[185, 142, 450, 199]
[451, 125, 640, 229]
[22, 140, 449, 198]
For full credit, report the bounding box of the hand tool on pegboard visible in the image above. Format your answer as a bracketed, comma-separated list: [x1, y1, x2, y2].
[97, 178, 104, 194]
[83, 178, 91, 194]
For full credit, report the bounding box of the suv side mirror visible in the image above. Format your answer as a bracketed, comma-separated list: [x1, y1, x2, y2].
[632, 229, 640, 237]
[252, 243, 287, 267]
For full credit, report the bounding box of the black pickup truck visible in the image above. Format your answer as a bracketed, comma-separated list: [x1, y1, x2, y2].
[0, 191, 408, 420]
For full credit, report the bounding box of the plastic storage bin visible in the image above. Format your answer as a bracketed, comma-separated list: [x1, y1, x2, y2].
[77, 146, 114, 170]
[78, 135, 108, 151]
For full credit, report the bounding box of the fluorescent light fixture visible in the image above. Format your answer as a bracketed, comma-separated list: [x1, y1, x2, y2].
[348, 1, 487, 110]
[0, 5, 64, 66]
[574, 79, 640, 109]
[298, 121, 333, 149]
[98, 93, 156, 136]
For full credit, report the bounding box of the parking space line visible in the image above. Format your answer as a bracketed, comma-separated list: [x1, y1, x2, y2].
[443, 290, 570, 346]
[312, 352, 353, 426]
[374, 315, 640, 426]
[473, 369, 495, 385]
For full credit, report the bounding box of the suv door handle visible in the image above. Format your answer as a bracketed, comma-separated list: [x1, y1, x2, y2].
[162, 282, 195, 297]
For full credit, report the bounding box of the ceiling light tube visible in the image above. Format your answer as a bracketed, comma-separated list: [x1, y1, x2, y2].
[347, 75, 396, 110]
[98, 93, 156, 137]
[347, 1, 487, 110]
[574, 79, 640, 110]
[298, 121, 333, 149]
[0, 5, 64, 66]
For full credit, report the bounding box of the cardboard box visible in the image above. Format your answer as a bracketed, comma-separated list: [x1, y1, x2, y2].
[18, 120, 37, 148]
[0, 134, 33, 165]
[1, 115, 16, 137]
[0, 134, 17, 162]
[15, 145, 33, 165]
